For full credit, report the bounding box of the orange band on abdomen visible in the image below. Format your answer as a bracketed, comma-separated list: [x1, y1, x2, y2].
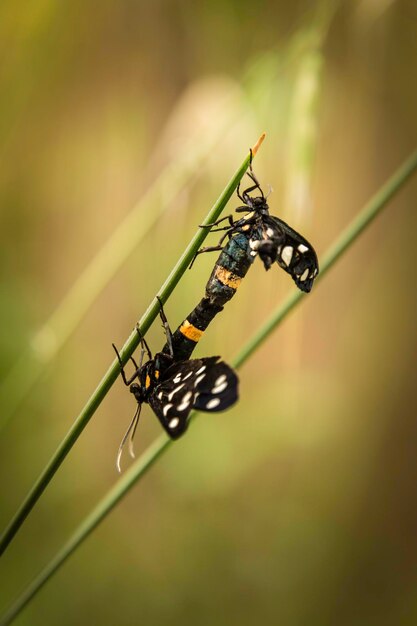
[214, 265, 242, 290]
[179, 320, 204, 343]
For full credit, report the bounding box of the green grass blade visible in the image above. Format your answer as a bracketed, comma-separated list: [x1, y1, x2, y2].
[0, 434, 171, 626]
[0, 133, 265, 558]
[233, 148, 417, 366]
[1, 146, 415, 626]
[0, 131, 235, 433]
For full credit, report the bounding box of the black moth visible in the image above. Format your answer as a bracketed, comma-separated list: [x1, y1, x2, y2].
[237, 161, 319, 292]
[113, 300, 238, 471]
[197, 154, 319, 293]
[250, 213, 319, 293]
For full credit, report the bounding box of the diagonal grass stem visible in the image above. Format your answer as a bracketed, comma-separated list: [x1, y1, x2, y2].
[1, 146, 416, 625]
[0, 133, 266, 558]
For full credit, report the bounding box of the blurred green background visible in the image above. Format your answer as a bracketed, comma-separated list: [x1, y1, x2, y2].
[1, 1, 417, 624]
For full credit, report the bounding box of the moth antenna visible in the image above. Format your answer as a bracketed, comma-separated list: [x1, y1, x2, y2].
[128, 404, 142, 459]
[116, 404, 141, 473]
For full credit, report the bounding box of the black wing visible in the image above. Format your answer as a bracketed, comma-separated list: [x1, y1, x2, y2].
[149, 357, 239, 439]
[261, 215, 319, 292]
[192, 358, 239, 413]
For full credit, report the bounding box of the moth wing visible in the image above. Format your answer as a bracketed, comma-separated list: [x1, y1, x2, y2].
[192, 359, 239, 413]
[266, 216, 319, 293]
[148, 358, 218, 438]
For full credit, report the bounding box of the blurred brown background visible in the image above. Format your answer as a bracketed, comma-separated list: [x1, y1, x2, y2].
[1, 1, 417, 624]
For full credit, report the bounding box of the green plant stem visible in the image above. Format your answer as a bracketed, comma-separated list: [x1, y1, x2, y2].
[0, 138, 264, 558]
[0, 130, 233, 433]
[234, 148, 417, 366]
[1, 147, 416, 626]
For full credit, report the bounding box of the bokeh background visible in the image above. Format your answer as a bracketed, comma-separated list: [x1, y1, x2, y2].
[1, 1, 417, 624]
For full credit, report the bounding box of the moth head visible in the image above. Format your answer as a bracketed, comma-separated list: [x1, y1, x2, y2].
[244, 194, 268, 213]
[257, 241, 277, 270]
[129, 382, 143, 402]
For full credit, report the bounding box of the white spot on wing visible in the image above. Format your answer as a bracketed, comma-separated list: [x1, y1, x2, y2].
[266, 227, 274, 237]
[298, 244, 309, 253]
[177, 391, 193, 412]
[168, 383, 185, 401]
[212, 375, 228, 394]
[212, 382, 228, 394]
[194, 374, 206, 387]
[169, 417, 179, 429]
[158, 392, 163, 400]
[196, 365, 206, 375]
[249, 239, 260, 250]
[281, 246, 293, 266]
[173, 374, 182, 384]
[300, 268, 309, 281]
[163, 403, 173, 416]
[206, 398, 221, 409]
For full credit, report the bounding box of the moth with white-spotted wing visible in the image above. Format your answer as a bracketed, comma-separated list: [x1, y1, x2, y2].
[148, 356, 238, 438]
[113, 299, 239, 472]
[162, 155, 319, 362]
[253, 214, 319, 293]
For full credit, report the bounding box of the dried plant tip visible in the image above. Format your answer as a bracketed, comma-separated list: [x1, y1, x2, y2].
[251, 132, 266, 157]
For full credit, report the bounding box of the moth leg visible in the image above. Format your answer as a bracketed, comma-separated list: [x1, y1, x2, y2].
[245, 153, 265, 199]
[134, 325, 152, 360]
[189, 228, 232, 268]
[237, 148, 259, 198]
[241, 175, 264, 199]
[112, 336, 145, 387]
[112, 343, 143, 386]
[237, 169, 246, 202]
[156, 296, 174, 357]
[199, 214, 235, 229]
[205, 225, 234, 233]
